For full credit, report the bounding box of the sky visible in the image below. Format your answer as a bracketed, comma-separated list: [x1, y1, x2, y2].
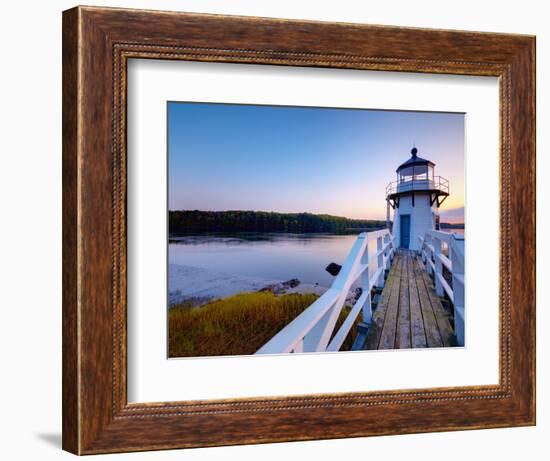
[168, 102, 465, 222]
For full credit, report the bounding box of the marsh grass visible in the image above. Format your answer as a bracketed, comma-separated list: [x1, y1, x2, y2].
[168, 291, 358, 358]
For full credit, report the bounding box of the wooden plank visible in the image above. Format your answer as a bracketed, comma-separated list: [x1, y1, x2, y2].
[395, 253, 411, 348]
[418, 265, 456, 347]
[413, 258, 443, 347]
[408, 256, 427, 348]
[378, 255, 403, 350]
[364, 255, 398, 350]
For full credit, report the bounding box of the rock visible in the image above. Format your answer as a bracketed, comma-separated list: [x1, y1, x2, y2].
[325, 262, 342, 276]
[282, 278, 300, 289]
[259, 279, 300, 295]
[345, 287, 363, 305]
[259, 283, 284, 294]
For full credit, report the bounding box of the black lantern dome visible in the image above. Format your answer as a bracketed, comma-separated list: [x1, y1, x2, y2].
[396, 147, 435, 173]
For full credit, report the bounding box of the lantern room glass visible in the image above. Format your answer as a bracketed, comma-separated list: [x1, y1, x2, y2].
[398, 164, 434, 183]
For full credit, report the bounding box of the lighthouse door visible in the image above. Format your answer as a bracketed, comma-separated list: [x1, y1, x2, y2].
[400, 215, 411, 249]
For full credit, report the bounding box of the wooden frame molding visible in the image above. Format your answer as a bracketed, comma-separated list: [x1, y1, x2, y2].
[62, 6, 535, 455]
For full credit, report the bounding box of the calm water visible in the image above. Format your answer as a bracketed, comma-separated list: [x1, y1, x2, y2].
[169, 230, 464, 288]
[170, 233, 369, 288]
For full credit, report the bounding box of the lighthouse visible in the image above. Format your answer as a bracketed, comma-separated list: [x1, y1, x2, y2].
[386, 147, 449, 251]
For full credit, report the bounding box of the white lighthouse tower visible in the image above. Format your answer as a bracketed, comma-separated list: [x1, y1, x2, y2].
[386, 147, 449, 251]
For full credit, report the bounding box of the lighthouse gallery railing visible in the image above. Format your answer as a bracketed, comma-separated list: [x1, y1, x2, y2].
[418, 230, 465, 346]
[385, 175, 449, 197]
[256, 229, 395, 354]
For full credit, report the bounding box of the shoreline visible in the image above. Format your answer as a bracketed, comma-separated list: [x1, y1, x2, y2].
[169, 263, 328, 307]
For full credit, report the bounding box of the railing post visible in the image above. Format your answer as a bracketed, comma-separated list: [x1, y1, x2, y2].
[384, 234, 392, 271]
[420, 236, 426, 263]
[451, 235, 465, 346]
[426, 234, 433, 275]
[361, 236, 372, 324]
[434, 236, 444, 296]
[376, 236, 385, 287]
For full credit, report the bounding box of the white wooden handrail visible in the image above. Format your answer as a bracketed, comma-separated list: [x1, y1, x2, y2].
[256, 229, 395, 354]
[418, 230, 465, 346]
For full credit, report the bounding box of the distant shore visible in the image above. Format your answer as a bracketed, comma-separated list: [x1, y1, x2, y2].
[169, 210, 387, 235]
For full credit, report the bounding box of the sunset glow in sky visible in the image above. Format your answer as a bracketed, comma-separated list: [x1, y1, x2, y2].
[168, 102, 465, 223]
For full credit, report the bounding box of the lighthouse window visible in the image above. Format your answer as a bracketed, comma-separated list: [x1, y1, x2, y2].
[413, 165, 428, 181]
[399, 166, 414, 183]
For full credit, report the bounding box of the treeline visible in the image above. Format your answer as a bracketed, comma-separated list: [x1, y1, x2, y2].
[440, 222, 465, 229]
[169, 210, 386, 234]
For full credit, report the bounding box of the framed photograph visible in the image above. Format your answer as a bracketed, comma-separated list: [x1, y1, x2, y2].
[62, 6, 535, 454]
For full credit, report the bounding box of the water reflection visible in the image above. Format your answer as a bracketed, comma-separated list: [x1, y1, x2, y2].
[169, 233, 367, 288]
[169, 230, 462, 289]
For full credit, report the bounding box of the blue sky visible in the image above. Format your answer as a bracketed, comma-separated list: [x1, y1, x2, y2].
[168, 102, 464, 222]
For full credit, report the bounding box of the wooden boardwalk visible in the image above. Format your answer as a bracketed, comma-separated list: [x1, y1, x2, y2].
[364, 249, 456, 350]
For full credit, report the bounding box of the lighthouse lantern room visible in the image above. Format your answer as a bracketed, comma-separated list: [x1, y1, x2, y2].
[386, 147, 449, 251]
